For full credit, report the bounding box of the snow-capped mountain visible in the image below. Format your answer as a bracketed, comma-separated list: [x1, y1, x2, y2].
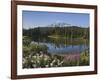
[47, 22, 71, 27]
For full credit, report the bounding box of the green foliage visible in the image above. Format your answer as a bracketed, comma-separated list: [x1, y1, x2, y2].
[23, 26, 89, 39]
[79, 50, 89, 65]
[22, 33, 89, 68]
[23, 46, 31, 57]
[30, 44, 48, 53]
[23, 41, 89, 68]
[23, 43, 48, 68]
[62, 60, 78, 66]
[23, 36, 31, 46]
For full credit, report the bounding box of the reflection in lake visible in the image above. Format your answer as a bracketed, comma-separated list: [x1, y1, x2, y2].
[31, 37, 89, 55]
[23, 36, 90, 68]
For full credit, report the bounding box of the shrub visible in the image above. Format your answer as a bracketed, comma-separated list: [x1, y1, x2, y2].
[30, 44, 48, 53]
[79, 50, 89, 65]
[23, 36, 32, 46]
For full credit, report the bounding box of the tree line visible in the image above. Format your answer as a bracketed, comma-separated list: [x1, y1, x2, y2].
[23, 26, 89, 39]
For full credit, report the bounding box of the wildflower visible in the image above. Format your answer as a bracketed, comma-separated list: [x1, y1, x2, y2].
[32, 64, 37, 68]
[31, 60, 34, 63]
[50, 63, 53, 67]
[52, 59, 56, 63]
[33, 55, 37, 58]
[45, 65, 49, 68]
[40, 51, 43, 54]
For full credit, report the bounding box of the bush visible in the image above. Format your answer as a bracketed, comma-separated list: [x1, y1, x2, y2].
[79, 50, 89, 65]
[30, 44, 48, 53]
[23, 36, 32, 46]
[23, 46, 31, 57]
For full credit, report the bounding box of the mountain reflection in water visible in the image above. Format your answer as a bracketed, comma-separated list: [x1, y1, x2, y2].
[31, 37, 89, 55]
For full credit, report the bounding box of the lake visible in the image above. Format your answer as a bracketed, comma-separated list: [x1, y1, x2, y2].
[31, 37, 89, 55]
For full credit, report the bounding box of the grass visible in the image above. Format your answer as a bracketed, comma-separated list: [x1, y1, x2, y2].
[48, 35, 68, 39]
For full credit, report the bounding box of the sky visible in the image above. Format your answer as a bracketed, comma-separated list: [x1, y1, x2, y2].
[22, 11, 89, 29]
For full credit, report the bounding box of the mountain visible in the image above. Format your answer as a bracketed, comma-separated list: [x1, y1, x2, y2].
[23, 22, 89, 39]
[45, 22, 71, 27]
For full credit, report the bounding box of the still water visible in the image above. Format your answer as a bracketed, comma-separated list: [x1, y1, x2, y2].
[31, 37, 89, 55]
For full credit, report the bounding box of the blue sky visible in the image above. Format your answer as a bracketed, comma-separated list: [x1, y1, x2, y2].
[22, 11, 89, 29]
